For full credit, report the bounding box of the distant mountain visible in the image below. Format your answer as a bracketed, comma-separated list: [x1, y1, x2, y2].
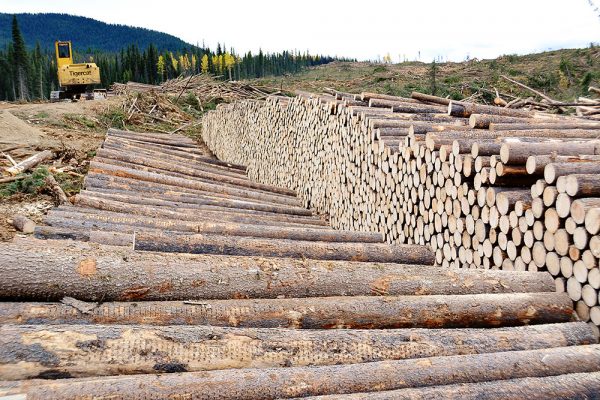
[0, 13, 192, 52]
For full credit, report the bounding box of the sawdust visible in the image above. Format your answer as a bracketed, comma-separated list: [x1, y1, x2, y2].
[0, 195, 54, 241]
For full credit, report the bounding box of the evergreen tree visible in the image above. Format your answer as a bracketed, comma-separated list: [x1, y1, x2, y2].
[11, 15, 29, 100]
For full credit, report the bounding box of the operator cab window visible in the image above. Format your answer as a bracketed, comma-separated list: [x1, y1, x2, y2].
[58, 43, 70, 59]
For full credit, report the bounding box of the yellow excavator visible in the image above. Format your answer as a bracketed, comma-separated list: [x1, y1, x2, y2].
[50, 41, 104, 101]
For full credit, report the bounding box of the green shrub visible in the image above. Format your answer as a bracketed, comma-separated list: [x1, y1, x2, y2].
[99, 108, 126, 129]
[0, 167, 49, 197]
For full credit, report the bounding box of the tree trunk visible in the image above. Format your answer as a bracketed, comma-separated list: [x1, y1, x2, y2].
[3, 345, 599, 400]
[0, 292, 573, 328]
[133, 231, 435, 264]
[296, 372, 600, 399]
[0, 322, 594, 380]
[0, 239, 556, 302]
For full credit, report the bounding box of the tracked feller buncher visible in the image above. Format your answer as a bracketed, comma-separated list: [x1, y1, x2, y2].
[51, 40, 105, 101]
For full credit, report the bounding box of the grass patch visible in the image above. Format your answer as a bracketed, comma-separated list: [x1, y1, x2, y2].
[99, 107, 127, 129]
[63, 114, 98, 130]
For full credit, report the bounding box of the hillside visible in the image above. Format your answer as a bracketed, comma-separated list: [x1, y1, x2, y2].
[252, 46, 600, 103]
[0, 13, 191, 52]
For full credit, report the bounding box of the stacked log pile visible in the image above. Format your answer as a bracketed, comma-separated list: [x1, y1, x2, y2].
[202, 90, 600, 333]
[2, 129, 600, 398]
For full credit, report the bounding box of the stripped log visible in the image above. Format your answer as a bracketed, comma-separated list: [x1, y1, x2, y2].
[1, 322, 594, 380]
[2, 345, 599, 400]
[5, 150, 53, 175]
[0, 292, 573, 328]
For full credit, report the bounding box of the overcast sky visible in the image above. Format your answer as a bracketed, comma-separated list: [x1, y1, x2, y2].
[2, 0, 600, 61]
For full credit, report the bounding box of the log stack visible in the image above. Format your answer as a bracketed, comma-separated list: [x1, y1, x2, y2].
[202, 90, 600, 335]
[2, 128, 600, 398]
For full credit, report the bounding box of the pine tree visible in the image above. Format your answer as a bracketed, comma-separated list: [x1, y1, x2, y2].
[11, 15, 29, 101]
[429, 60, 438, 96]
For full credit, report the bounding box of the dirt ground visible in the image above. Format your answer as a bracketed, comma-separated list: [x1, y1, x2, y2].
[0, 98, 112, 241]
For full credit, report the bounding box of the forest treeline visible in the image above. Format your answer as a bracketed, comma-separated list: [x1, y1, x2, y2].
[0, 15, 347, 101]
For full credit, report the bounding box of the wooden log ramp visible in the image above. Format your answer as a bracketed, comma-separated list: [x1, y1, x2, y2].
[2, 125, 600, 396]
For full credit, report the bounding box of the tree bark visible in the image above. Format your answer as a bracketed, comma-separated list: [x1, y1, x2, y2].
[295, 372, 600, 399]
[0, 238, 557, 302]
[133, 231, 435, 264]
[88, 161, 302, 207]
[0, 292, 574, 328]
[0, 322, 594, 380]
[3, 345, 599, 400]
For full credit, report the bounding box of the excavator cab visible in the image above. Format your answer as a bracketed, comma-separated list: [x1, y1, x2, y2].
[56, 41, 72, 64]
[51, 41, 101, 101]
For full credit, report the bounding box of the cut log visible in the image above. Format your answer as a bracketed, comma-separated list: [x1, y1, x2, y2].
[3, 345, 600, 400]
[545, 162, 600, 184]
[0, 292, 574, 328]
[500, 142, 600, 165]
[297, 372, 600, 399]
[11, 214, 35, 233]
[0, 239, 554, 301]
[133, 231, 435, 264]
[1, 322, 594, 380]
[5, 150, 53, 175]
[88, 161, 302, 207]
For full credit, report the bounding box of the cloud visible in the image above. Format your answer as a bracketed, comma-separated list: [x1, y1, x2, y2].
[2, 0, 599, 61]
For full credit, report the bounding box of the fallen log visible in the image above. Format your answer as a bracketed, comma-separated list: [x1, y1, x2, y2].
[0, 239, 557, 301]
[44, 174, 69, 205]
[133, 231, 435, 264]
[0, 292, 573, 328]
[2, 345, 599, 399]
[0, 322, 594, 380]
[5, 150, 53, 176]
